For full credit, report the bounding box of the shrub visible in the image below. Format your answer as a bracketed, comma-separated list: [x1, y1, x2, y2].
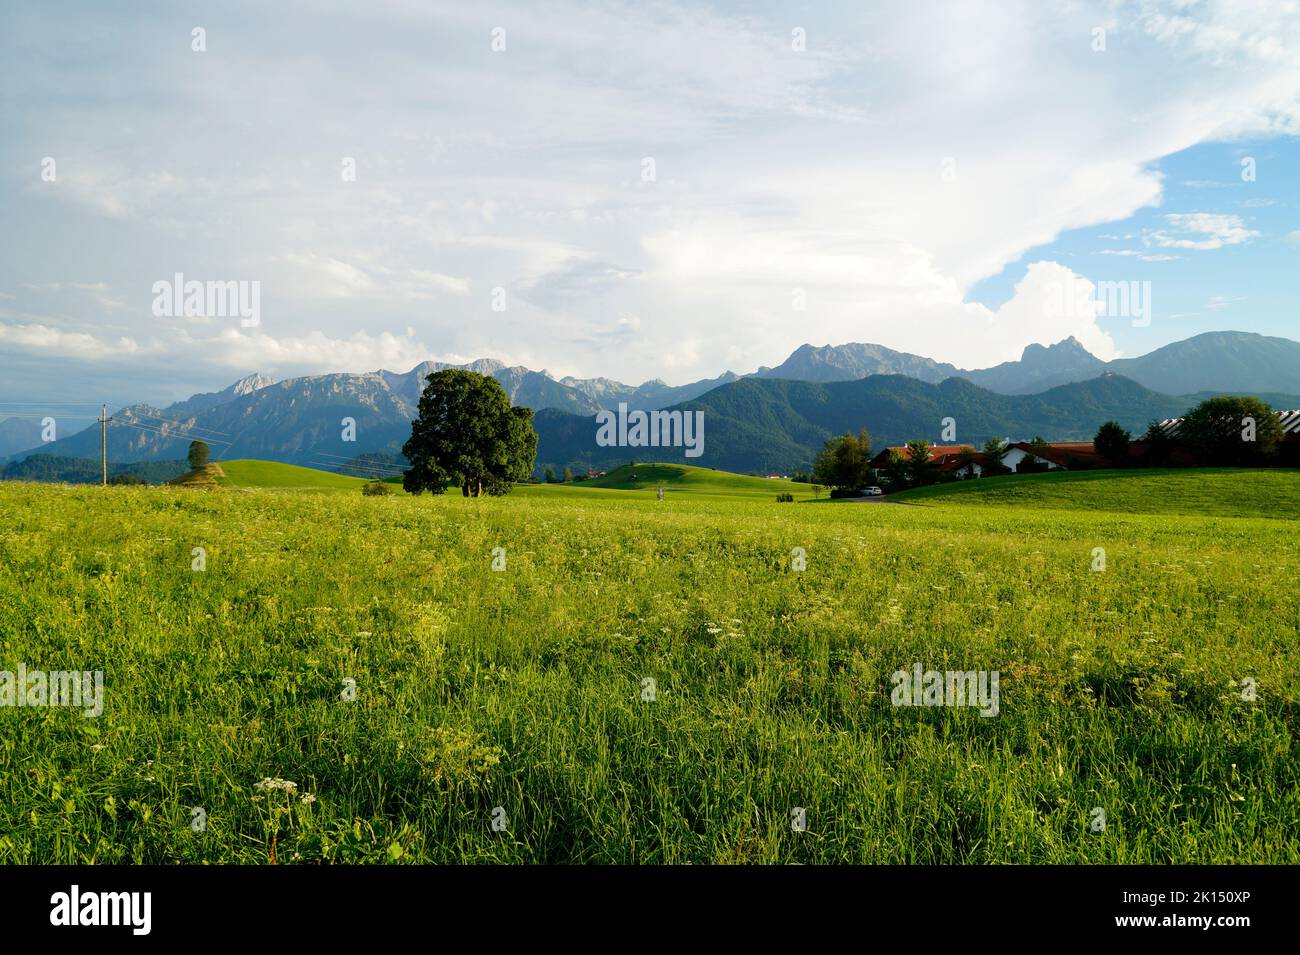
[776, 492, 794, 502]
[362, 480, 394, 496]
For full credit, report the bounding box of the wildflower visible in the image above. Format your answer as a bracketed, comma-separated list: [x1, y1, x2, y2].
[300, 793, 316, 805]
[254, 777, 298, 793]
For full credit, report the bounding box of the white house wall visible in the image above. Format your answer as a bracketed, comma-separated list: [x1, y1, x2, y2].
[1002, 448, 1059, 471]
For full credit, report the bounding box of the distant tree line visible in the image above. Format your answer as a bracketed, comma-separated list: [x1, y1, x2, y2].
[1094, 396, 1290, 468]
[0, 455, 188, 485]
[802, 396, 1295, 498]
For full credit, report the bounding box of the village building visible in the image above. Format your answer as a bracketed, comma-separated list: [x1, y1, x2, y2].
[872, 409, 1300, 481]
[1002, 441, 1102, 472]
[869, 445, 987, 478]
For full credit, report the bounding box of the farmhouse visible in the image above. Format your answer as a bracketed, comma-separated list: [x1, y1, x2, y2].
[1002, 441, 1102, 472]
[870, 445, 987, 477]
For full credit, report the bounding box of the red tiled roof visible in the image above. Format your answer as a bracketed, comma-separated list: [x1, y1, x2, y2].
[1009, 441, 1103, 467]
[871, 445, 985, 471]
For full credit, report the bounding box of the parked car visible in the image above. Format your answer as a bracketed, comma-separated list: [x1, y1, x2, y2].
[864, 486, 884, 496]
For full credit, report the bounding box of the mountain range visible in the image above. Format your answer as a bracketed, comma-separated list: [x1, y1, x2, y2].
[535, 374, 1215, 474]
[4, 330, 1298, 474]
[754, 331, 1300, 395]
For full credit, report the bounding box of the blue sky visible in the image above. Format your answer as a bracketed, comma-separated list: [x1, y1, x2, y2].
[1, 0, 1298, 408]
[970, 138, 1299, 356]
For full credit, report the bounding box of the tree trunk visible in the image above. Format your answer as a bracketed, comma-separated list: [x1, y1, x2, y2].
[461, 481, 470, 497]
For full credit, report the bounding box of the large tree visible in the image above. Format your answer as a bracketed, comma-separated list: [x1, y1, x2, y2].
[1178, 396, 1283, 466]
[402, 370, 538, 497]
[1093, 421, 1131, 466]
[811, 430, 872, 493]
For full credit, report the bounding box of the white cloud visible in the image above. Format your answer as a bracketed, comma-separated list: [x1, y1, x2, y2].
[3, 0, 1300, 394]
[0, 321, 145, 359]
[402, 270, 471, 298]
[0, 317, 449, 379]
[1147, 213, 1262, 250]
[1206, 294, 1247, 311]
[1097, 250, 1181, 261]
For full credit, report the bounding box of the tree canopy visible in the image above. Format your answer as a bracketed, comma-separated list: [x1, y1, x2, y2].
[811, 430, 872, 492]
[1178, 396, 1283, 466]
[1093, 421, 1131, 466]
[904, 439, 933, 486]
[401, 370, 538, 497]
[187, 440, 211, 469]
[981, 437, 1010, 475]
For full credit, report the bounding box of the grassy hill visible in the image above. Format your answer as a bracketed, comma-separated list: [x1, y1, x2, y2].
[892, 468, 1300, 520]
[206, 459, 807, 501]
[525, 462, 811, 501]
[169, 462, 226, 488]
[214, 459, 371, 491]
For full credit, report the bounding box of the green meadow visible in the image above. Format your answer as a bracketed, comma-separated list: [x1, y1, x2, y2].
[215, 460, 373, 492]
[0, 466, 1296, 863]
[893, 467, 1300, 520]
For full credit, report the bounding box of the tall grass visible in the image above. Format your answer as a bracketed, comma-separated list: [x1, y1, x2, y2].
[0, 479, 1296, 863]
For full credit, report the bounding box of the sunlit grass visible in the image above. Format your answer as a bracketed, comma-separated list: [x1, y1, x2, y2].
[0, 475, 1296, 863]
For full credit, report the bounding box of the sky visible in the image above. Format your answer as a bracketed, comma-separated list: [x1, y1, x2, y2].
[1, 0, 1298, 412]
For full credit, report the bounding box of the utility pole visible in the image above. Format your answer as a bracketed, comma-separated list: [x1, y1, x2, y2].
[100, 403, 110, 485]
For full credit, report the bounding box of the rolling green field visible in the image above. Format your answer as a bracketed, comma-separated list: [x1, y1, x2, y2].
[525, 463, 816, 501]
[0, 467, 1296, 863]
[215, 460, 372, 492]
[893, 467, 1300, 519]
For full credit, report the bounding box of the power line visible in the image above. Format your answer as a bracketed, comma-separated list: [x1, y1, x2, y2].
[311, 450, 404, 461]
[308, 458, 406, 477]
[127, 410, 232, 437]
[117, 422, 233, 446]
[116, 419, 234, 446]
[311, 451, 407, 468]
[311, 453, 405, 463]
[0, 411, 101, 419]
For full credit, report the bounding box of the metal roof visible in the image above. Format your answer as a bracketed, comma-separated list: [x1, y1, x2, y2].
[1157, 409, 1300, 438]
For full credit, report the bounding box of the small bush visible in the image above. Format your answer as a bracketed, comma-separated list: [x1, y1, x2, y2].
[776, 492, 794, 502]
[362, 480, 395, 496]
